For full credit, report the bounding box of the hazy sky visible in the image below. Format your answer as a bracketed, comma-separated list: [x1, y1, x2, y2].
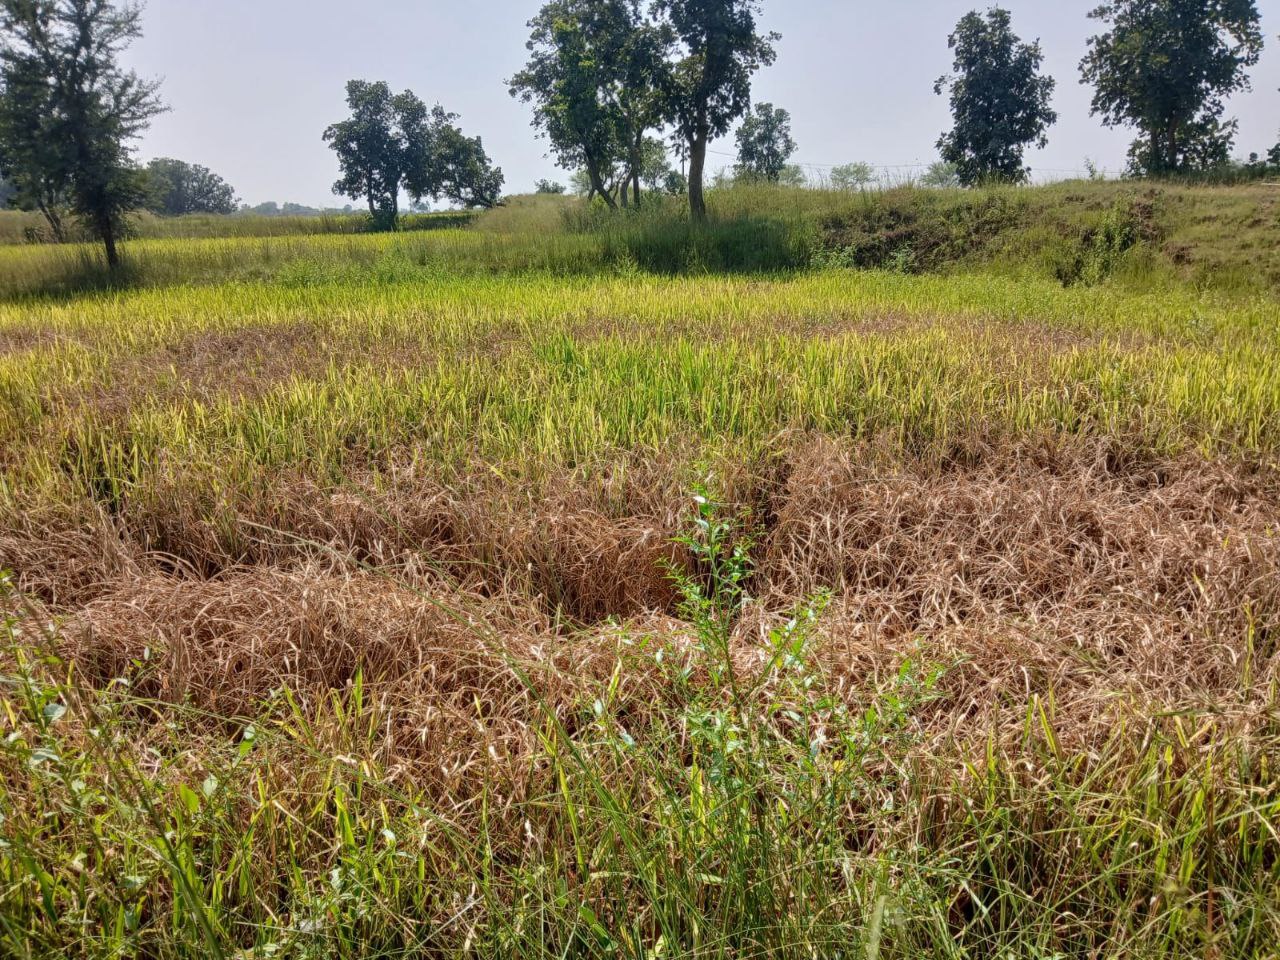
[126, 1, 1280, 206]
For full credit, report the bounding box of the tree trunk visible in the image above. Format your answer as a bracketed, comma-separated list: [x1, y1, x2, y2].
[587, 161, 617, 210]
[102, 217, 119, 269]
[688, 129, 709, 223]
[629, 136, 643, 208]
[36, 198, 66, 243]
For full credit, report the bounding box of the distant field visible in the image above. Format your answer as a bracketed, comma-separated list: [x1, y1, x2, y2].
[0, 207, 478, 246]
[2, 183, 1280, 959]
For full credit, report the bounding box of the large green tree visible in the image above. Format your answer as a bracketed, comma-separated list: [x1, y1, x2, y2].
[655, 0, 778, 221]
[934, 8, 1056, 186]
[325, 81, 503, 230]
[428, 113, 505, 209]
[734, 102, 795, 182]
[0, 0, 164, 266]
[510, 0, 671, 209]
[143, 158, 237, 216]
[323, 80, 425, 230]
[0, 53, 71, 240]
[1080, 0, 1264, 175]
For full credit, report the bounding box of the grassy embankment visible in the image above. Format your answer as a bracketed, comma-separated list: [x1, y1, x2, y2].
[1, 180, 1279, 959]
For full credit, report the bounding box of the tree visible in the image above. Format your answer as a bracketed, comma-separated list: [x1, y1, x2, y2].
[535, 179, 566, 194]
[323, 80, 423, 230]
[0, 55, 70, 240]
[831, 162, 877, 191]
[733, 102, 795, 182]
[662, 169, 688, 194]
[654, 0, 779, 221]
[510, 0, 671, 209]
[934, 8, 1056, 186]
[143, 158, 237, 216]
[776, 163, 806, 187]
[920, 160, 961, 188]
[325, 81, 503, 230]
[637, 136, 674, 191]
[568, 168, 594, 197]
[0, 0, 164, 266]
[1080, 0, 1263, 176]
[604, 1, 675, 206]
[510, 3, 622, 208]
[428, 111, 504, 209]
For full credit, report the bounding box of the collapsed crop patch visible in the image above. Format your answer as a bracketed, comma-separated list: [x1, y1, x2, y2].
[2, 438, 1272, 769]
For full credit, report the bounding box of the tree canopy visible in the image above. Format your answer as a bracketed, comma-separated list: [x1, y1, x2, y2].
[143, 158, 237, 216]
[1080, 0, 1264, 175]
[920, 160, 962, 188]
[831, 162, 877, 191]
[734, 102, 795, 182]
[509, 0, 672, 209]
[324, 80, 503, 230]
[0, 0, 164, 265]
[656, 0, 778, 220]
[935, 7, 1056, 186]
[323, 80, 425, 229]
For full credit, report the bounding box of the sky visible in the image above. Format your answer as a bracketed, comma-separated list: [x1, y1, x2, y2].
[125, 0, 1280, 207]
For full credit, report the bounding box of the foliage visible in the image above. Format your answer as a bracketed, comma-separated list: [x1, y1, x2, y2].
[638, 136, 675, 190]
[323, 80, 423, 230]
[1080, 0, 1264, 176]
[535, 179, 566, 194]
[734, 102, 796, 183]
[0, 0, 164, 265]
[919, 160, 960, 188]
[510, 0, 672, 209]
[934, 7, 1056, 186]
[142, 158, 237, 216]
[0, 55, 71, 242]
[1050, 197, 1151, 286]
[324, 80, 503, 231]
[831, 162, 877, 191]
[776, 164, 807, 188]
[654, 0, 779, 220]
[662, 169, 688, 195]
[428, 114, 505, 210]
[242, 201, 355, 217]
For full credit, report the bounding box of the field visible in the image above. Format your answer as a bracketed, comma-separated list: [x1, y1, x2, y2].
[2, 182, 1280, 959]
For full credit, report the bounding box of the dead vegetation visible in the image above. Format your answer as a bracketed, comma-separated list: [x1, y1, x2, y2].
[3, 436, 1271, 770]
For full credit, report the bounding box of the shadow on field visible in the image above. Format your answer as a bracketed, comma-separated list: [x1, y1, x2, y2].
[597, 216, 814, 274]
[0, 215, 819, 304]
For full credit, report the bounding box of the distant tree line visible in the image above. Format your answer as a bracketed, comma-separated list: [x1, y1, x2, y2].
[511, 0, 1277, 210]
[0, 0, 1277, 263]
[142, 158, 237, 216]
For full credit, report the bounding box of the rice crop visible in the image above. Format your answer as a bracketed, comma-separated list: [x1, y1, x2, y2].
[2, 184, 1279, 959]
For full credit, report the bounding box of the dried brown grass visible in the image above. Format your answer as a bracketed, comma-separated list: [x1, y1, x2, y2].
[6, 436, 1270, 789]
